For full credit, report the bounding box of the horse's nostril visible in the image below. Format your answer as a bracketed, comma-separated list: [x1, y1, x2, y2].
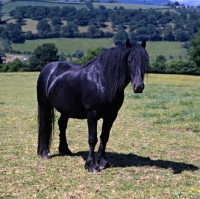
[133, 83, 144, 93]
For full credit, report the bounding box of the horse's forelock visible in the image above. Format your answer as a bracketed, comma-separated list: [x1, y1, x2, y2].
[129, 43, 149, 74]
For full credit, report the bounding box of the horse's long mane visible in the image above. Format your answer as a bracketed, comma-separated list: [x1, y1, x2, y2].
[97, 42, 149, 101]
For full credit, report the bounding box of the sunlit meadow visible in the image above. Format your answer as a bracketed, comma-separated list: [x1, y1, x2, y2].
[0, 73, 199, 198]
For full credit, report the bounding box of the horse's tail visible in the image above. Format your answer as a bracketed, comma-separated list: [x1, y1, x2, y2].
[37, 104, 55, 158]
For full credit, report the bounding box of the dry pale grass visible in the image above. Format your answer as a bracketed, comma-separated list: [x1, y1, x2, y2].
[21, 19, 39, 34]
[0, 73, 199, 198]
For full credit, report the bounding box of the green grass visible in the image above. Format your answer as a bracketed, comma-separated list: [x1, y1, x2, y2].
[21, 19, 39, 34]
[93, 3, 171, 10]
[11, 38, 115, 55]
[1, 1, 86, 14]
[0, 39, 5, 50]
[0, 73, 199, 198]
[146, 41, 188, 61]
[12, 38, 188, 61]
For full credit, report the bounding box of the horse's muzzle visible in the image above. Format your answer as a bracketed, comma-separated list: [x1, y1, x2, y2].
[133, 83, 145, 93]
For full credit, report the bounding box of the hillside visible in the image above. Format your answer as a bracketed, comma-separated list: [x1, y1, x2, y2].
[0, 0, 198, 63]
[102, 0, 169, 5]
[11, 38, 188, 62]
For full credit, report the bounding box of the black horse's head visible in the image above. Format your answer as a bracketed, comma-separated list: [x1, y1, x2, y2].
[126, 39, 148, 93]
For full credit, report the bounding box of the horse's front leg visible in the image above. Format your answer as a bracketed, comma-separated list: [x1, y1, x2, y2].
[85, 111, 99, 173]
[96, 113, 117, 169]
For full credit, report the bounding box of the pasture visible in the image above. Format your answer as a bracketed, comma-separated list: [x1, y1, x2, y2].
[92, 3, 171, 10]
[1, 1, 86, 15]
[1, 1, 171, 15]
[0, 73, 199, 198]
[11, 38, 188, 61]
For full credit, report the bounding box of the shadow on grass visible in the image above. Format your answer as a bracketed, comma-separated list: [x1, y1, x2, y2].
[51, 151, 198, 174]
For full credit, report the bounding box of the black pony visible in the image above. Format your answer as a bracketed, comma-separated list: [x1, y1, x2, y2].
[37, 39, 149, 173]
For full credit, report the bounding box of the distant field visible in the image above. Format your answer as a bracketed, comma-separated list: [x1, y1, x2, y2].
[7, 18, 39, 34]
[93, 3, 171, 10]
[11, 38, 115, 55]
[146, 41, 188, 61]
[11, 39, 188, 61]
[0, 39, 5, 50]
[1, 1, 86, 14]
[1, 0, 10, 5]
[21, 19, 39, 34]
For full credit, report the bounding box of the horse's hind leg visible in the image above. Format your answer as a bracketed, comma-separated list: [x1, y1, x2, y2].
[96, 113, 117, 169]
[37, 105, 54, 159]
[58, 114, 73, 156]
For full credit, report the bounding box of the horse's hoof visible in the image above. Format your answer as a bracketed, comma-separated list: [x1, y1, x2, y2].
[85, 163, 100, 173]
[99, 161, 110, 169]
[88, 166, 100, 173]
[41, 153, 51, 159]
[97, 158, 110, 169]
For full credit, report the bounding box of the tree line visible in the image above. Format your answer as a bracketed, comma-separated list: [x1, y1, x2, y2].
[1, 37, 200, 75]
[0, 4, 199, 45]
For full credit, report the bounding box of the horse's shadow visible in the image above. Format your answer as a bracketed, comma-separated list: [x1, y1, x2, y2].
[51, 151, 198, 174]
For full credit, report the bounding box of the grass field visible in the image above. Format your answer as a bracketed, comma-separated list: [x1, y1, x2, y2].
[11, 38, 188, 61]
[21, 19, 39, 34]
[92, 3, 171, 10]
[0, 73, 199, 198]
[1, 1, 172, 15]
[1, 1, 86, 14]
[11, 38, 115, 55]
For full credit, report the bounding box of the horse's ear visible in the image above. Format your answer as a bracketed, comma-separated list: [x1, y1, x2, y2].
[126, 38, 131, 48]
[141, 40, 146, 48]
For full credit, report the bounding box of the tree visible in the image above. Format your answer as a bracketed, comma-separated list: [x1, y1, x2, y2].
[87, 25, 98, 38]
[29, 43, 59, 71]
[147, 14, 157, 25]
[51, 17, 62, 26]
[0, 59, 25, 72]
[174, 29, 189, 42]
[0, 1, 2, 23]
[99, 5, 106, 10]
[37, 20, 52, 37]
[6, 23, 23, 43]
[190, 29, 200, 67]
[0, 48, 5, 58]
[86, 2, 94, 10]
[0, 48, 4, 64]
[74, 47, 105, 65]
[113, 25, 128, 45]
[73, 50, 84, 58]
[59, 52, 67, 61]
[88, 25, 104, 38]
[163, 25, 174, 41]
[32, 6, 49, 20]
[52, 24, 61, 37]
[150, 55, 167, 73]
[25, 31, 35, 40]
[61, 22, 79, 38]
[166, 60, 199, 74]
[48, 6, 61, 19]
[13, 13, 23, 24]
[74, 8, 90, 26]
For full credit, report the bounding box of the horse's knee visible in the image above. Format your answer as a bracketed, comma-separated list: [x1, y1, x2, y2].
[88, 135, 98, 146]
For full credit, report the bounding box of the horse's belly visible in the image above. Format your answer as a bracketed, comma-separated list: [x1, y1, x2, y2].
[52, 102, 87, 119]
